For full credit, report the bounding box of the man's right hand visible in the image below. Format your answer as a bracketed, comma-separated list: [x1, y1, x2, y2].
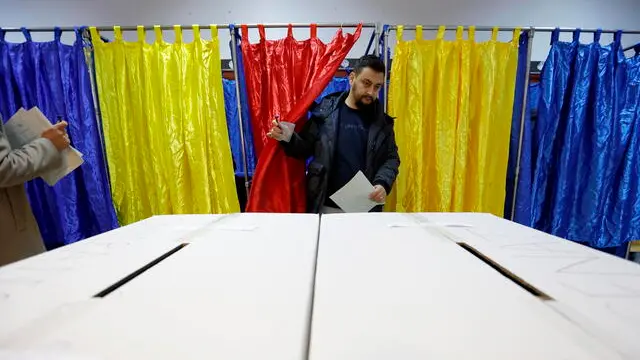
[267, 119, 285, 141]
[267, 118, 294, 142]
[41, 121, 70, 151]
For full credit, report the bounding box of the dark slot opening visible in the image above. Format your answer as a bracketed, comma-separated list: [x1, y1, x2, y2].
[93, 243, 188, 298]
[457, 242, 553, 301]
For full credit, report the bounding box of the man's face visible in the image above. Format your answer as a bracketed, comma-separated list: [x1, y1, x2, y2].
[349, 67, 385, 108]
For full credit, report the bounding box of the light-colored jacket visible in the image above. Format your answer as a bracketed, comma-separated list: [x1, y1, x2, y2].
[0, 119, 62, 267]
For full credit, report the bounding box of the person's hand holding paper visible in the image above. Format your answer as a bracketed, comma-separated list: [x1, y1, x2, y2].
[369, 184, 387, 203]
[4, 107, 84, 186]
[329, 171, 384, 213]
[41, 121, 70, 151]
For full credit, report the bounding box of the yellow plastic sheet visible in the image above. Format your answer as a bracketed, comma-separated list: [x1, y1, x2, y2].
[90, 25, 239, 225]
[387, 25, 520, 216]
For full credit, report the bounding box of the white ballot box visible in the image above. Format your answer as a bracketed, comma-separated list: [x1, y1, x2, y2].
[0, 215, 222, 339]
[415, 212, 640, 360]
[308, 213, 626, 360]
[1, 213, 638, 359]
[0, 213, 319, 360]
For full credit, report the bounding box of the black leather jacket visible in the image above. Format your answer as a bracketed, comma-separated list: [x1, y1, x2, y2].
[281, 91, 400, 213]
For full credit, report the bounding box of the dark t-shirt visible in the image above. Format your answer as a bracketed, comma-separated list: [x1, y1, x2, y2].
[325, 103, 370, 206]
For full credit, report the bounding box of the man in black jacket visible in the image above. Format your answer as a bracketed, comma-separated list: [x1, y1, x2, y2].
[267, 55, 400, 213]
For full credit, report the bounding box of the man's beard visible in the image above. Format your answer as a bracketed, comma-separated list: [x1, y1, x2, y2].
[355, 95, 376, 111]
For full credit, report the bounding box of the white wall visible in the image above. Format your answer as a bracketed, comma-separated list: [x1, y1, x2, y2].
[1, 0, 639, 60]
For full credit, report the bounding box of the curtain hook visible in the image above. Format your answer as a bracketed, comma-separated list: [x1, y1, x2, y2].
[415, 25, 423, 40]
[113, 25, 122, 41]
[210, 24, 218, 40]
[550, 27, 560, 45]
[614, 30, 622, 45]
[491, 26, 498, 41]
[456, 26, 463, 40]
[153, 25, 163, 43]
[594, 28, 602, 43]
[396, 25, 404, 42]
[174, 25, 182, 43]
[73, 26, 87, 46]
[572, 28, 581, 43]
[241, 24, 249, 41]
[512, 27, 521, 45]
[468, 26, 476, 42]
[436, 25, 445, 40]
[89, 27, 101, 44]
[20, 27, 32, 42]
[192, 24, 200, 41]
[310, 23, 317, 38]
[54, 26, 62, 42]
[137, 25, 145, 43]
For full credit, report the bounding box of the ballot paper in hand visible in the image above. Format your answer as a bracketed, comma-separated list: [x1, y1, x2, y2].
[329, 171, 383, 213]
[4, 107, 84, 186]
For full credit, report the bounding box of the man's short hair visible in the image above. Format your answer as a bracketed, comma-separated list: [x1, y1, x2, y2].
[353, 55, 385, 75]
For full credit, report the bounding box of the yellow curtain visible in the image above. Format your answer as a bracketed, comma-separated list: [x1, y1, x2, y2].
[387, 25, 519, 216]
[90, 25, 239, 225]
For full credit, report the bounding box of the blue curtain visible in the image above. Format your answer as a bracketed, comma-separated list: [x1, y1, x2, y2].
[0, 27, 118, 249]
[504, 31, 530, 220]
[511, 81, 539, 225]
[225, 26, 257, 178]
[317, 76, 350, 100]
[516, 28, 640, 249]
[222, 77, 256, 177]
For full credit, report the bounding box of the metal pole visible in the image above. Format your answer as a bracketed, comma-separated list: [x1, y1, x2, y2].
[373, 23, 381, 56]
[625, 241, 631, 260]
[0, 23, 376, 34]
[237, 23, 375, 29]
[386, 25, 640, 34]
[510, 28, 535, 221]
[0, 24, 230, 32]
[5, 24, 639, 34]
[229, 27, 251, 199]
[383, 27, 390, 113]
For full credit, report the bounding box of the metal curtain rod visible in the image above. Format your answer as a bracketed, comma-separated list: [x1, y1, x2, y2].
[388, 25, 640, 34]
[0, 22, 373, 33]
[0, 24, 228, 32]
[242, 22, 374, 28]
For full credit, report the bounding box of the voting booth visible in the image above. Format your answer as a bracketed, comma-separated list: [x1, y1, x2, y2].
[0, 213, 639, 359]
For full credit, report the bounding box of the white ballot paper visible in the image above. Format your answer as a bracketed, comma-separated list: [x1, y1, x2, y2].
[329, 170, 383, 213]
[4, 107, 84, 186]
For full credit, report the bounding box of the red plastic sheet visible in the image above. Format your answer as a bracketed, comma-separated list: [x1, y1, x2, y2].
[242, 23, 362, 213]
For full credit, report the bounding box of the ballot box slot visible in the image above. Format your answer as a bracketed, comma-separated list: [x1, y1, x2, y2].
[457, 242, 553, 301]
[93, 243, 188, 298]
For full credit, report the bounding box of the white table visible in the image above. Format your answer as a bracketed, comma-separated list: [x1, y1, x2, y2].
[1, 212, 638, 359]
[416, 213, 640, 360]
[0, 213, 319, 360]
[309, 213, 633, 360]
[0, 214, 221, 339]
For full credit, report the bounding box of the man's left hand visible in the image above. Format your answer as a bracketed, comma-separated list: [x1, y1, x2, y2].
[369, 185, 386, 203]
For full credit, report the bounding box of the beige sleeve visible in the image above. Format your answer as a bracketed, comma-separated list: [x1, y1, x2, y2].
[0, 121, 62, 188]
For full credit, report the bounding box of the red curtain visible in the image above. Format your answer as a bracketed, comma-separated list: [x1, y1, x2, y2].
[242, 23, 362, 213]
